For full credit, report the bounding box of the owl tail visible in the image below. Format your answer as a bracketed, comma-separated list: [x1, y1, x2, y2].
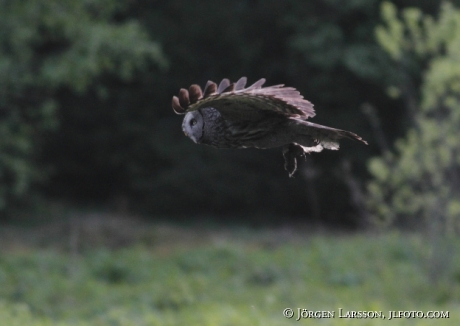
[293, 120, 367, 152]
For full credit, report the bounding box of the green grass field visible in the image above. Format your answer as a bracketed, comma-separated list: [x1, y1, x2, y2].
[0, 216, 459, 325]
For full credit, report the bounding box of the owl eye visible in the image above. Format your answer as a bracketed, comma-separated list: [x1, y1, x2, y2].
[190, 119, 197, 126]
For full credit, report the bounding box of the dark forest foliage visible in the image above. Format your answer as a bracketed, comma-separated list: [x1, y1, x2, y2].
[0, 0, 454, 225]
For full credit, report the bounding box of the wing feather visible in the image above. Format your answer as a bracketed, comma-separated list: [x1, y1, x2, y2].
[223, 83, 235, 93]
[245, 78, 266, 90]
[172, 77, 316, 120]
[203, 81, 217, 97]
[217, 78, 231, 94]
[234, 77, 247, 90]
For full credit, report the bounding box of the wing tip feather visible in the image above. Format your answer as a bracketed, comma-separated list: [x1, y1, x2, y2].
[172, 77, 317, 118]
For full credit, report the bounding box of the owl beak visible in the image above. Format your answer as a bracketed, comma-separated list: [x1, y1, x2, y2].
[183, 131, 188, 137]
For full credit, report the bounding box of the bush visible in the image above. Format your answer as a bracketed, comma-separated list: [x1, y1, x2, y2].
[367, 2, 460, 233]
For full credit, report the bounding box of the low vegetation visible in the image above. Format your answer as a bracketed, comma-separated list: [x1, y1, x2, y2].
[0, 216, 459, 325]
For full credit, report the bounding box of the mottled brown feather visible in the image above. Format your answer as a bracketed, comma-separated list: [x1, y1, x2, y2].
[188, 84, 202, 104]
[223, 83, 235, 93]
[203, 81, 217, 98]
[172, 96, 185, 114]
[178, 88, 190, 108]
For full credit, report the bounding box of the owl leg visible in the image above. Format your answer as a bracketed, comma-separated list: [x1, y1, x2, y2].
[282, 143, 306, 177]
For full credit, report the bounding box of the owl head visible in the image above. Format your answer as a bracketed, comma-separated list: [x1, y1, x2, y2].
[182, 111, 203, 143]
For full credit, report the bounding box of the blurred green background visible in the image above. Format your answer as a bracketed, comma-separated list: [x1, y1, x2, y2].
[1, 0, 459, 325]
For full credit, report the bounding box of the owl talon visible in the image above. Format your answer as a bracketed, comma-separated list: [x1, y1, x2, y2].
[284, 157, 297, 177]
[283, 143, 305, 177]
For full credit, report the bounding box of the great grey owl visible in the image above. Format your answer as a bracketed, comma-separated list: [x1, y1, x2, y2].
[172, 77, 367, 177]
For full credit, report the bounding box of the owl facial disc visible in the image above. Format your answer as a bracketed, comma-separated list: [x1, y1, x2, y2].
[182, 111, 203, 144]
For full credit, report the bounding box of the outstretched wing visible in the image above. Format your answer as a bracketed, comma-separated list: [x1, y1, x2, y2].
[172, 77, 315, 121]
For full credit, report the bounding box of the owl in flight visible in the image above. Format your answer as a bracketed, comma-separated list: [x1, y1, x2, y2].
[172, 77, 367, 177]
